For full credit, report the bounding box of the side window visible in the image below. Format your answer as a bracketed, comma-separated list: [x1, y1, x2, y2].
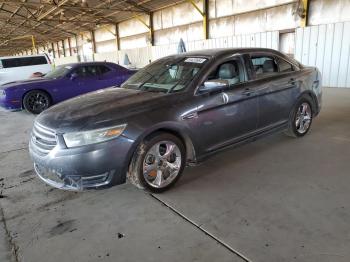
[98, 65, 111, 75]
[74, 66, 99, 78]
[19, 58, 33, 67]
[29, 56, 48, 66]
[205, 60, 242, 86]
[1, 58, 19, 68]
[250, 56, 278, 78]
[277, 58, 294, 73]
[1, 56, 47, 68]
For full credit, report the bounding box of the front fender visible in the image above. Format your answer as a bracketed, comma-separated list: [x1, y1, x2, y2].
[127, 121, 198, 163]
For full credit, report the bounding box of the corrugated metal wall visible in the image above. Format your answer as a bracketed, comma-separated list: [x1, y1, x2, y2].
[135, 31, 279, 67]
[295, 21, 350, 88]
[82, 30, 279, 68]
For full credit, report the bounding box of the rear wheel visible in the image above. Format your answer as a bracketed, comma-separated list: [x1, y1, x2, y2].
[23, 90, 51, 114]
[127, 133, 186, 193]
[285, 99, 313, 137]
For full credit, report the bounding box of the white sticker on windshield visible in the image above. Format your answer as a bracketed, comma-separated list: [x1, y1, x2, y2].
[65, 66, 72, 69]
[184, 58, 206, 64]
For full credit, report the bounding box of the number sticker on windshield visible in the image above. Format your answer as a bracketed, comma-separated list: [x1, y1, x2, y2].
[184, 58, 206, 64]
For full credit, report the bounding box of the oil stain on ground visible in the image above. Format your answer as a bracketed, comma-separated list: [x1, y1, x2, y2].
[48, 219, 77, 237]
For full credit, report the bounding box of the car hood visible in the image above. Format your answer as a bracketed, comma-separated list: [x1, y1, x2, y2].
[36, 87, 168, 132]
[0, 78, 53, 90]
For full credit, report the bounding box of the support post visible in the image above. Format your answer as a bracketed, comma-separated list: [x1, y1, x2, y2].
[51, 43, 55, 59]
[57, 42, 60, 58]
[115, 23, 120, 51]
[187, 0, 209, 39]
[203, 0, 209, 39]
[133, 13, 154, 45]
[62, 40, 66, 57]
[149, 12, 154, 46]
[91, 30, 97, 54]
[68, 37, 72, 56]
[75, 34, 81, 62]
[301, 0, 310, 27]
[31, 35, 37, 54]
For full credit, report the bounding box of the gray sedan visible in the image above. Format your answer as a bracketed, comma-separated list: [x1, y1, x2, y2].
[29, 48, 322, 192]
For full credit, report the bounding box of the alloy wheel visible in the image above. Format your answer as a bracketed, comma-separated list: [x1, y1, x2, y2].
[27, 92, 49, 112]
[143, 141, 182, 189]
[295, 102, 312, 134]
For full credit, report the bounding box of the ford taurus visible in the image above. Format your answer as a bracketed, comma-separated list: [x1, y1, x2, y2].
[29, 48, 322, 192]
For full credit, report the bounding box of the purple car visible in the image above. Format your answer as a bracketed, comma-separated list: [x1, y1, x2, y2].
[0, 62, 135, 114]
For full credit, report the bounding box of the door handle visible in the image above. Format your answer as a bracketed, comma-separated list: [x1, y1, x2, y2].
[288, 78, 296, 85]
[222, 92, 229, 104]
[242, 88, 253, 96]
[182, 112, 198, 120]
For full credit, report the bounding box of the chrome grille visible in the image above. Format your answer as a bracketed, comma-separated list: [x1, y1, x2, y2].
[31, 122, 57, 155]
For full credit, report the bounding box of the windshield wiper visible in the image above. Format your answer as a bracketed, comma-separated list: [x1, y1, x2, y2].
[138, 67, 173, 91]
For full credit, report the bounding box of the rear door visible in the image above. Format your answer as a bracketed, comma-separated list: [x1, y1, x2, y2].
[248, 53, 299, 130]
[190, 55, 259, 153]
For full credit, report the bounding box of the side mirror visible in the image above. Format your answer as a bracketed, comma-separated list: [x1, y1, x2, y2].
[70, 73, 78, 81]
[199, 79, 229, 94]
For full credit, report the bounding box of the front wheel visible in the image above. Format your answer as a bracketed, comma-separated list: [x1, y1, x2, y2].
[285, 99, 313, 137]
[127, 133, 186, 193]
[23, 90, 51, 114]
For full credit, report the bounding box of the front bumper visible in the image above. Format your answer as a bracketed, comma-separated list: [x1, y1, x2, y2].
[0, 92, 22, 110]
[29, 134, 135, 191]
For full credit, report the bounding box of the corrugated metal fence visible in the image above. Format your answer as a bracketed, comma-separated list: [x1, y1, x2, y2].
[295, 22, 350, 88]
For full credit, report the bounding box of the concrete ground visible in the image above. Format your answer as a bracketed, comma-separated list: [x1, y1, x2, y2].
[1, 87, 350, 262]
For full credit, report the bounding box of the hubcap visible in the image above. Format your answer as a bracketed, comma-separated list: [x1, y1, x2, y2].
[295, 102, 312, 134]
[27, 93, 49, 112]
[143, 141, 182, 188]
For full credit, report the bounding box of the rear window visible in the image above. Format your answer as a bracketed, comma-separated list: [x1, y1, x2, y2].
[1, 56, 48, 68]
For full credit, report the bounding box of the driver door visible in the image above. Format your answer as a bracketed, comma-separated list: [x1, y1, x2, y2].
[190, 56, 258, 153]
[69, 65, 101, 98]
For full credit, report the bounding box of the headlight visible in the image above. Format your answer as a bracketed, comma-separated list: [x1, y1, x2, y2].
[63, 124, 127, 148]
[0, 90, 5, 96]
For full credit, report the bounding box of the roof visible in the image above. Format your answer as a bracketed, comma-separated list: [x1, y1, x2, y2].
[0, 0, 184, 55]
[58, 61, 118, 67]
[0, 53, 48, 59]
[172, 48, 282, 58]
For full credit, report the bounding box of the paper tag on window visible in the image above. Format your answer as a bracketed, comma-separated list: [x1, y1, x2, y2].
[184, 58, 206, 64]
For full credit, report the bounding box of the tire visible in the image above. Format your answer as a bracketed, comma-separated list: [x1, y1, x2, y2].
[285, 98, 313, 138]
[23, 90, 51, 114]
[127, 133, 186, 193]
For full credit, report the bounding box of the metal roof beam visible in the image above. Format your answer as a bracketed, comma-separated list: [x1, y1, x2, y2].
[0, 7, 75, 36]
[0, 1, 146, 13]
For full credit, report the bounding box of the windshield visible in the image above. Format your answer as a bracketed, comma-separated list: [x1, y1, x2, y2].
[121, 57, 208, 93]
[45, 65, 72, 79]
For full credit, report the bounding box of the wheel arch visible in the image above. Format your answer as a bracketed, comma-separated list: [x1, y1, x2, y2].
[21, 89, 53, 109]
[144, 127, 197, 163]
[131, 123, 198, 165]
[299, 90, 318, 116]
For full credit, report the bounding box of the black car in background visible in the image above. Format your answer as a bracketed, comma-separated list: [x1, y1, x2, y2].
[29, 48, 322, 192]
